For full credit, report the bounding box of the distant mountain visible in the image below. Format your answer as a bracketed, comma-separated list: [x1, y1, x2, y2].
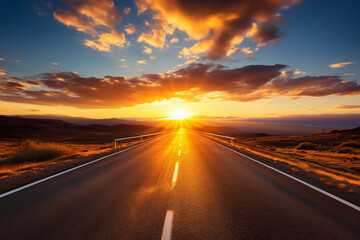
[15, 115, 156, 126]
[0, 115, 166, 143]
[187, 119, 344, 136]
[243, 114, 360, 129]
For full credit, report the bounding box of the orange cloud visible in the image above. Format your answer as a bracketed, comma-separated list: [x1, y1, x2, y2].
[226, 47, 254, 57]
[124, 23, 136, 34]
[329, 62, 356, 68]
[138, 29, 166, 48]
[137, 0, 301, 59]
[1, 63, 359, 108]
[0, 70, 6, 76]
[0, 58, 5, 61]
[54, 0, 127, 51]
[84, 31, 127, 51]
[143, 46, 152, 54]
[170, 38, 179, 43]
[180, 40, 213, 58]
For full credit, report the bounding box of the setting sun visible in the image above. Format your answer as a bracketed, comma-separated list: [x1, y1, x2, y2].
[168, 110, 191, 120]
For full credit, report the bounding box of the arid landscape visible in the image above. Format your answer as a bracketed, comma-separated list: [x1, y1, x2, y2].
[0, 115, 169, 179]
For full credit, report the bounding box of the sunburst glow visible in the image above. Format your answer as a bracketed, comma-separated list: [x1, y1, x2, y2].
[168, 110, 191, 120]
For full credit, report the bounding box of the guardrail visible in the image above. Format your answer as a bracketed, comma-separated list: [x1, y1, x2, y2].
[114, 130, 173, 149]
[192, 130, 235, 145]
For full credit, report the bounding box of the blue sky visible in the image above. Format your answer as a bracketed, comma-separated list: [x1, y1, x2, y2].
[0, 0, 359, 121]
[1, 0, 358, 78]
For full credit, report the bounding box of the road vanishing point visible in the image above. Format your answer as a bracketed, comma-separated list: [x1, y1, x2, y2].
[0, 129, 359, 239]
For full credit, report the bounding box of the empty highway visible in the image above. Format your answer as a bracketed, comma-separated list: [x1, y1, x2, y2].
[0, 129, 359, 239]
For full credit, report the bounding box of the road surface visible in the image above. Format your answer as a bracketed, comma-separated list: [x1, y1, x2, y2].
[0, 129, 359, 239]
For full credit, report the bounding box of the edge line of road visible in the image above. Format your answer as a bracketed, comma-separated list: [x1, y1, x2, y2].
[0, 133, 172, 199]
[200, 135, 360, 212]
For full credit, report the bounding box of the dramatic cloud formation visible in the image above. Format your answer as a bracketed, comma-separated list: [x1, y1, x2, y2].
[54, 0, 127, 51]
[329, 62, 355, 68]
[136, 0, 300, 59]
[1, 63, 359, 108]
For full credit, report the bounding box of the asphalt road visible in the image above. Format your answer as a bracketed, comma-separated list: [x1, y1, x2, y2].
[0, 129, 359, 239]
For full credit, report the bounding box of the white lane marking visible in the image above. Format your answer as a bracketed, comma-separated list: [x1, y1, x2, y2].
[0, 134, 171, 199]
[179, 143, 182, 147]
[172, 162, 179, 183]
[161, 210, 174, 240]
[178, 149, 181, 156]
[202, 136, 360, 212]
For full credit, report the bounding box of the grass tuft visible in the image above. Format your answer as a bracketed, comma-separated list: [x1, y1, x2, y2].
[8, 140, 72, 163]
[336, 147, 356, 154]
[338, 141, 360, 149]
[295, 142, 318, 150]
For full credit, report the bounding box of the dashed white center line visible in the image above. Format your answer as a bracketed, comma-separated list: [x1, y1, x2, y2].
[179, 143, 182, 147]
[177, 149, 181, 156]
[172, 162, 179, 183]
[161, 210, 174, 240]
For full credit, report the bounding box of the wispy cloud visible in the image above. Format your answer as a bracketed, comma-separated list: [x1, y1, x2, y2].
[333, 105, 360, 109]
[0, 58, 5, 61]
[329, 62, 355, 68]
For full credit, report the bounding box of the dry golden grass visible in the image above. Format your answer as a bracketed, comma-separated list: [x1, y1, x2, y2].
[7, 140, 73, 163]
[0, 137, 156, 179]
[202, 133, 360, 192]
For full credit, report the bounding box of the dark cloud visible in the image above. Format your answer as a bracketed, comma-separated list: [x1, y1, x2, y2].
[271, 76, 360, 97]
[253, 23, 283, 45]
[0, 63, 359, 108]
